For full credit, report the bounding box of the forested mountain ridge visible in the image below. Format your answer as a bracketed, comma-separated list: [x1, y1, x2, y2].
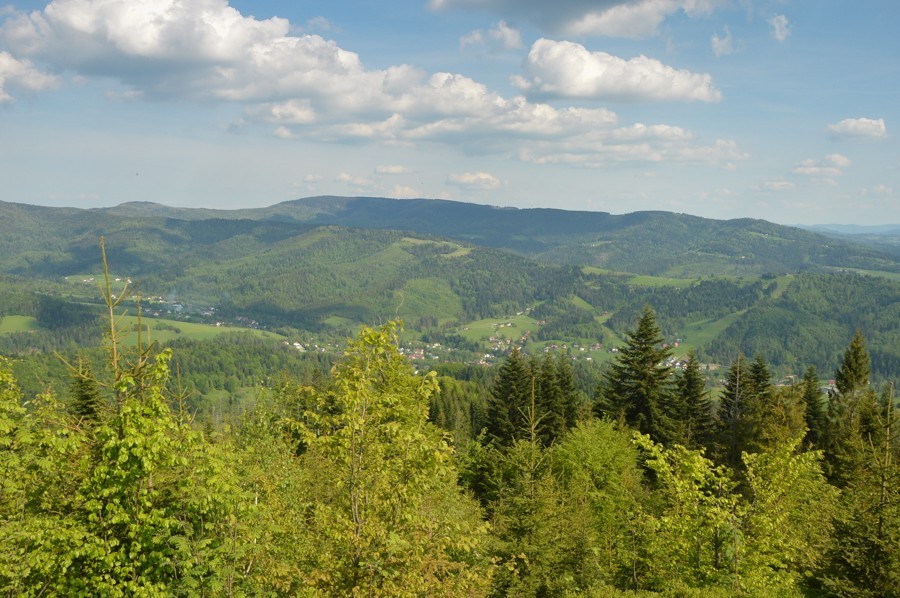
[1, 197, 899, 382]
[2, 196, 897, 277]
[101, 195, 900, 276]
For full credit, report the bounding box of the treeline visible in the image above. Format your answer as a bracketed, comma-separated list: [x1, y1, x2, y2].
[2, 313, 897, 596]
[704, 272, 900, 379]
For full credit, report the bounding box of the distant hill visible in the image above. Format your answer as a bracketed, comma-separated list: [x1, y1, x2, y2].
[1, 197, 899, 380]
[798, 223, 900, 257]
[96, 196, 900, 277]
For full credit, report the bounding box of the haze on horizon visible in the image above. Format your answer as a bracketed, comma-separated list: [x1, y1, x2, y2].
[0, 0, 897, 225]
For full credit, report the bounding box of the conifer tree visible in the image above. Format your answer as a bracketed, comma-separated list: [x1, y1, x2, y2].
[834, 330, 870, 396]
[715, 353, 754, 470]
[555, 350, 583, 429]
[800, 366, 825, 448]
[597, 306, 675, 443]
[824, 331, 880, 486]
[536, 353, 565, 445]
[68, 357, 102, 424]
[674, 350, 714, 450]
[487, 348, 531, 446]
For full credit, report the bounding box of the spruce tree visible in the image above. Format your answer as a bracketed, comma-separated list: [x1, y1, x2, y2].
[487, 348, 531, 446]
[68, 357, 102, 424]
[715, 353, 754, 470]
[555, 350, 582, 429]
[825, 331, 879, 486]
[597, 306, 674, 444]
[834, 330, 870, 396]
[536, 354, 565, 446]
[674, 350, 714, 450]
[800, 366, 825, 448]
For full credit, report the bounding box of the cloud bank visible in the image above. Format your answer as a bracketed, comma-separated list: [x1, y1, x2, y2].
[0, 0, 740, 169]
[431, 0, 723, 38]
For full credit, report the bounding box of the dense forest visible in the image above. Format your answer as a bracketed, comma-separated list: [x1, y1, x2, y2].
[1, 200, 899, 595]
[2, 286, 897, 595]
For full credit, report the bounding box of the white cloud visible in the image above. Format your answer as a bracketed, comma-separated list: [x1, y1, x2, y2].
[303, 174, 323, 183]
[459, 30, 484, 48]
[335, 172, 377, 191]
[768, 14, 790, 42]
[711, 25, 733, 57]
[0, 50, 58, 102]
[463, 20, 522, 50]
[273, 126, 294, 139]
[828, 117, 888, 140]
[762, 180, 795, 191]
[376, 165, 412, 174]
[432, 0, 723, 39]
[390, 184, 420, 198]
[490, 20, 522, 49]
[826, 153, 851, 167]
[0, 1, 739, 170]
[448, 171, 502, 190]
[793, 155, 849, 178]
[304, 16, 335, 32]
[872, 184, 893, 196]
[513, 38, 721, 102]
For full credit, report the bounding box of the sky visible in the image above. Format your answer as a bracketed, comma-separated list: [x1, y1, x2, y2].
[0, 0, 898, 225]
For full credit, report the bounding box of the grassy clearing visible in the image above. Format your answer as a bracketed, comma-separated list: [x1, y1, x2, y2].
[395, 278, 464, 322]
[675, 310, 746, 355]
[458, 314, 540, 342]
[570, 296, 594, 310]
[768, 274, 795, 299]
[0, 315, 39, 333]
[626, 274, 696, 288]
[399, 237, 472, 258]
[116, 315, 285, 346]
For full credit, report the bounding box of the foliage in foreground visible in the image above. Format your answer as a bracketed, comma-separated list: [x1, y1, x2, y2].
[1, 307, 898, 596]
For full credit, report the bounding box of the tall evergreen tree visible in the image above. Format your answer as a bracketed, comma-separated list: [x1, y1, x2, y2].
[834, 330, 870, 396]
[597, 306, 675, 444]
[715, 353, 755, 470]
[487, 348, 532, 446]
[825, 331, 880, 486]
[536, 354, 565, 446]
[68, 357, 102, 424]
[822, 385, 900, 595]
[674, 350, 714, 450]
[800, 366, 826, 448]
[555, 350, 582, 429]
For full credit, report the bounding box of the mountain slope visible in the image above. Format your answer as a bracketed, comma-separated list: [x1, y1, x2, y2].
[97, 196, 900, 277]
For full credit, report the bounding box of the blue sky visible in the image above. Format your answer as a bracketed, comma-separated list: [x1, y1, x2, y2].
[0, 0, 897, 224]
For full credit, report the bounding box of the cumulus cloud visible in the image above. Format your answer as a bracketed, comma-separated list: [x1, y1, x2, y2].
[447, 171, 502, 190]
[872, 184, 893, 196]
[376, 164, 412, 174]
[762, 180, 795, 192]
[0, 1, 740, 169]
[390, 184, 420, 198]
[432, 0, 723, 39]
[335, 172, 377, 191]
[273, 126, 295, 139]
[461, 20, 522, 50]
[828, 117, 888, 140]
[513, 39, 721, 102]
[711, 26, 733, 57]
[0, 50, 58, 102]
[768, 14, 790, 42]
[792, 154, 850, 186]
